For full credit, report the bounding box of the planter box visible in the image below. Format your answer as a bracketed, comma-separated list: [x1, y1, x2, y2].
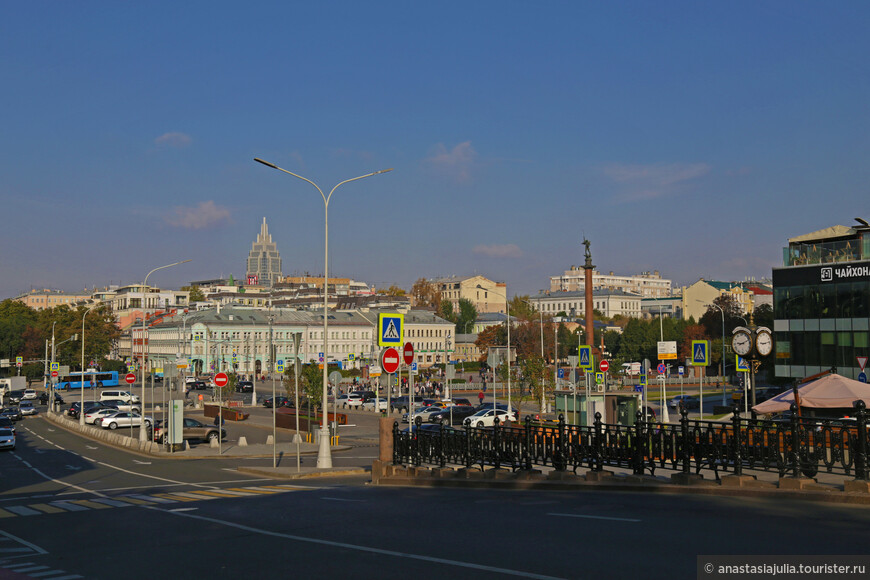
[204, 405, 249, 422]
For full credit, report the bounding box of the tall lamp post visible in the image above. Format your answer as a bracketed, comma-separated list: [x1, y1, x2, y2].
[477, 285, 512, 415]
[700, 300, 727, 405]
[255, 158, 392, 468]
[139, 260, 191, 442]
[80, 304, 99, 425]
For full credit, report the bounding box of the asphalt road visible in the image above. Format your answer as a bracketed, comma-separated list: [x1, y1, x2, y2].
[4, 415, 870, 579]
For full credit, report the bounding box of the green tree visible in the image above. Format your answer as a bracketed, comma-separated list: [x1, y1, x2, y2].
[438, 300, 455, 323]
[520, 355, 548, 413]
[411, 278, 440, 309]
[300, 364, 323, 409]
[181, 285, 206, 302]
[455, 299, 477, 336]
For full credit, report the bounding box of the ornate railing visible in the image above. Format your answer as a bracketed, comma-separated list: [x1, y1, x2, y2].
[392, 401, 870, 482]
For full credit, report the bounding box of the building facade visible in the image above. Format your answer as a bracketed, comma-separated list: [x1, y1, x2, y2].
[430, 275, 506, 314]
[530, 289, 642, 319]
[13, 289, 92, 310]
[550, 268, 672, 298]
[245, 218, 283, 287]
[773, 222, 870, 380]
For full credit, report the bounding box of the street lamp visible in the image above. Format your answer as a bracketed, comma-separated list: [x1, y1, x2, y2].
[699, 300, 727, 406]
[255, 157, 392, 469]
[80, 304, 99, 425]
[477, 284, 512, 415]
[139, 260, 191, 442]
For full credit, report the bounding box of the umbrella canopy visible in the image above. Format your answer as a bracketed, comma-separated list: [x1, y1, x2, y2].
[753, 373, 870, 414]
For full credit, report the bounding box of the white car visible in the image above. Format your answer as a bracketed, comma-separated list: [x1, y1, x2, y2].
[84, 408, 118, 425]
[21, 389, 38, 401]
[342, 393, 364, 408]
[361, 397, 388, 412]
[403, 406, 444, 424]
[465, 408, 517, 428]
[0, 428, 15, 450]
[99, 412, 153, 430]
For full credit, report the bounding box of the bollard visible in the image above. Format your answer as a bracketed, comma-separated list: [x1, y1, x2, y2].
[266, 434, 274, 445]
[238, 436, 248, 447]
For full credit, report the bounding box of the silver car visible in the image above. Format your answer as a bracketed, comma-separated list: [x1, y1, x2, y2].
[99, 411, 153, 430]
[0, 428, 15, 450]
[18, 401, 37, 416]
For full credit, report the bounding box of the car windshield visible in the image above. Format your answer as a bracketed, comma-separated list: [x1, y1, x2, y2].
[0, 429, 12, 436]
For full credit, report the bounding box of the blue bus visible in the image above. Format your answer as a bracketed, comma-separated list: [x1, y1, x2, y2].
[51, 370, 120, 390]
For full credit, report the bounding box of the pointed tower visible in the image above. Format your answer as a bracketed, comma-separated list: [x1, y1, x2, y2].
[245, 217, 283, 287]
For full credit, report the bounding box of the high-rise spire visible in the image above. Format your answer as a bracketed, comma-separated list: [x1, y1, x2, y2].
[246, 218, 283, 287]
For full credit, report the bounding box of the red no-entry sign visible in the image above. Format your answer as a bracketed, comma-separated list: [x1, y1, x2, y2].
[381, 347, 400, 374]
[125, 373, 136, 384]
[214, 372, 229, 387]
[599, 360, 610, 372]
[403, 342, 414, 366]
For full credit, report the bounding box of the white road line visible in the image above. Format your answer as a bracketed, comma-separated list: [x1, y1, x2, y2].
[0, 530, 47, 556]
[547, 513, 641, 523]
[152, 507, 567, 580]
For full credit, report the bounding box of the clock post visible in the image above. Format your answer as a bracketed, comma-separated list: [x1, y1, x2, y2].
[731, 314, 773, 410]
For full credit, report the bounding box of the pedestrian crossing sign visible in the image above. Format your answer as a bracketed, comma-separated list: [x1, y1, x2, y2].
[378, 313, 403, 347]
[691, 340, 709, 366]
[639, 373, 647, 387]
[578, 345, 593, 371]
[736, 356, 750, 373]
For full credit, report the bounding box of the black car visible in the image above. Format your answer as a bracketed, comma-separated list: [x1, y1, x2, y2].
[188, 381, 209, 391]
[429, 405, 479, 425]
[38, 392, 64, 405]
[68, 401, 104, 419]
[236, 381, 254, 393]
[7, 390, 24, 405]
[263, 396, 290, 409]
[0, 407, 22, 422]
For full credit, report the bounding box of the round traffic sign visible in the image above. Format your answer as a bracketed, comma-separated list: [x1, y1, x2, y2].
[656, 363, 666, 374]
[381, 347, 400, 374]
[599, 360, 610, 372]
[214, 372, 229, 387]
[403, 342, 414, 366]
[125, 373, 136, 384]
[51, 371, 58, 378]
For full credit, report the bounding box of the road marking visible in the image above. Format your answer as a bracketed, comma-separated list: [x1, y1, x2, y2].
[130, 494, 177, 504]
[68, 500, 112, 510]
[320, 497, 365, 502]
[156, 508, 567, 580]
[5, 506, 41, 516]
[547, 513, 641, 522]
[183, 490, 243, 498]
[132, 460, 151, 465]
[48, 501, 89, 512]
[90, 498, 133, 508]
[0, 531, 47, 556]
[225, 487, 276, 495]
[112, 496, 154, 506]
[86, 445, 98, 450]
[7, 565, 49, 573]
[169, 508, 198, 512]
[27, 504, 66, 514]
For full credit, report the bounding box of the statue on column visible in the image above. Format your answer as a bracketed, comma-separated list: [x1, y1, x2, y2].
[583, 238, 592, 268]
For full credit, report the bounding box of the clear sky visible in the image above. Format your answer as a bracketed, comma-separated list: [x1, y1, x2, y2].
[2, 2, 868, 300]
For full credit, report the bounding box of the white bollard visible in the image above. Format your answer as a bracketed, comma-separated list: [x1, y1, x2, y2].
[266, 435, 274, 445]
[238, 436, 248, 447]
[209, 437, 218, 448]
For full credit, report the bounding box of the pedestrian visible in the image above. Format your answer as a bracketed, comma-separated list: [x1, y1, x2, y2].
[478, 391, 484, 405]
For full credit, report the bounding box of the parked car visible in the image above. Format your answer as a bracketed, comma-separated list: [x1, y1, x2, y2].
[236, 381, 254, 393]
[38, 392, 64, 405]
[99, 391, 140, 404]
[464, 408, 517, 428]
[153, 417, 225, 444]
[98, 411, 153, 430]
[389, 396, 413, 414]
[669, 396, 700, 410]
[100, 399, 141, 414]
[1, 407, 22, 421]
[668, 395, 694, 409]
[429, 405, 480, 425]
[263, 396, 291, 408]
[84, 407, 120, 425]
[188, 381, 209, 391]
[403, 406, 445, 424]
[342, 393, 364, 408]
[68, 401, 102, 419]
[449, 398, 473, 407]
[0, 428, 15, 451]
[21, 389, 38, 401]
[401, 423, 458, 435]
[18, 401, 37, 416]
[361, 397, 388, 412]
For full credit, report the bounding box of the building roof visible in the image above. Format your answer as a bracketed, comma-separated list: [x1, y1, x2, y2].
[788, 225, 855, 244]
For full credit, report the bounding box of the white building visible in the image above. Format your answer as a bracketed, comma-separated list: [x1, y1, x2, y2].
[550, 268, 672, 298]
[530, 289, 642, 319]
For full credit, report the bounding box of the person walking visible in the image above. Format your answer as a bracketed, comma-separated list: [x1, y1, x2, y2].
[478, 391, 484, 405]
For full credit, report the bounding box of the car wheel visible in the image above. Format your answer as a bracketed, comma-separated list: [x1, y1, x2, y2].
[108, 422, 117, 430]
[207, 431, 218, 442]
[477, 421, 484, 428]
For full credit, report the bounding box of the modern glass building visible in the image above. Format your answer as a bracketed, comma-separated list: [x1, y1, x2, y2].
[773, 221, 870, 380]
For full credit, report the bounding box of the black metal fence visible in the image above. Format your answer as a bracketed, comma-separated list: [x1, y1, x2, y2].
[392, 401, 870, 481]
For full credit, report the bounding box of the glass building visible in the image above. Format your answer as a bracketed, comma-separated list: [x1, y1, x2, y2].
[773, 222, 870, 380]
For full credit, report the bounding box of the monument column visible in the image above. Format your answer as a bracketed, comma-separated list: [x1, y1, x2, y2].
[583, 239, 594, 351]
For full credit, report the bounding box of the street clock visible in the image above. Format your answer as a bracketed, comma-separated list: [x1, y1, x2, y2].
[755, 327, 773, 357]
[731, 327, 753, 357]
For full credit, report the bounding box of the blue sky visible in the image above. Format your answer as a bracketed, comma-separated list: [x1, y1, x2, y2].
[2, 2, 869, 300]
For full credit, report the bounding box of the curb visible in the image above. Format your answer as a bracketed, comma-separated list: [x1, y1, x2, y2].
[237, 466, 370, 480]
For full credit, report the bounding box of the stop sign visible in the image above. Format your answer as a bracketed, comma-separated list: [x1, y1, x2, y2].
[125, 373, 136, 384]
[599, 360, 610, 372]
[214, 372, 229, 387]
[381, 347, 400, 374]
[403, 342, 414, 365]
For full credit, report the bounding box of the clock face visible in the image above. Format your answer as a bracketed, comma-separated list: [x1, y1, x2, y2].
[756, 331, 773, 356]
[732, 331, 752, 356]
